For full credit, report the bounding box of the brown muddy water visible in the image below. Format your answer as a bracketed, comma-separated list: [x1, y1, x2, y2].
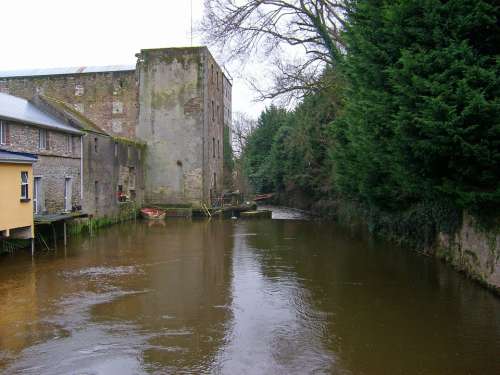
[0, 208, 499, 375]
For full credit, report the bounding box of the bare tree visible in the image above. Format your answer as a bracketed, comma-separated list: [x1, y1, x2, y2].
[201, 0, 347, 102]
[231, 112, 257, 157]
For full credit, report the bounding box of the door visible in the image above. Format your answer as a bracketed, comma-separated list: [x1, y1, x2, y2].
[34, 177, 42, 214]
[64, 178, 72, 212]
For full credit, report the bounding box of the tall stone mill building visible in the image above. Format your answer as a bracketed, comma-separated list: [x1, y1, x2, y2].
[0, 47, 232, 209]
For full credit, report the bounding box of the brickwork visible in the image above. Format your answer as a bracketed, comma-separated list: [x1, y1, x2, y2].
[0, 121, 82, 213]
[34, 155, 81, 213]
[0, 70, 138, 138]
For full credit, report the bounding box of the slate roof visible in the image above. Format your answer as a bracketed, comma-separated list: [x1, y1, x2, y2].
[0, 93, 82, 135]
[0, 65, 135, 79]
[39, 95, 108, 135]
[0, 149, 38, 164]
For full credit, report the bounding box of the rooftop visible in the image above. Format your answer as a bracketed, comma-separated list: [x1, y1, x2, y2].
[0, 149, 38, 164]
[0, 92, 83, 135]
[0, 65, 135, 79]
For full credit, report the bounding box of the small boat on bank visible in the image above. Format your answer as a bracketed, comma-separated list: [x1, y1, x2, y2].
[140, 208, 166, 220]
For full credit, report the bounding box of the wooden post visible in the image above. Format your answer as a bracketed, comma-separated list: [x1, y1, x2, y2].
[52, 224, 57, 251]
[63, 222, 67, 247]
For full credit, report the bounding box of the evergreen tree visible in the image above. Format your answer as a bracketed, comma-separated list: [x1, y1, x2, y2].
[334, 0, 500, 214]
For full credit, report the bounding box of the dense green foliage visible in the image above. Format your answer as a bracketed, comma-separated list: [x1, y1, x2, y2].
[241, 0, 500, 237]
[243, 75, 340, 204]
[335, 0, 500, 215]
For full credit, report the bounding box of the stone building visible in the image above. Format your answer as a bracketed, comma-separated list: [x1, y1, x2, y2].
[34, 95, 145, 219]
[0, 92, 83, 215]
[0, 46, 232, 208]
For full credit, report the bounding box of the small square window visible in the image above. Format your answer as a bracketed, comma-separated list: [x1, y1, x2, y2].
[75, 84, 84, 96]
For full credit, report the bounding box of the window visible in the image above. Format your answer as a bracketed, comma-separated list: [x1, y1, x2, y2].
[129, 167, 136, 190]
[75, 84, 84, 96]
[217, 105, 219, 122]
[64, 178, 72, 212]
[66, 135, 73, 154]
[21, 172, 29, 200]
[94, 137, 98, 153]
[213, 137, 215, 158]
[218, 139, 220, 159]
[213, 172, 217, 190]
[39, 129, 48, 150]
[212, 100, 214, 122]
[117, 184, 126, 202]
[0, 121, 7, 145]
[34, 177, 42, 214]
[211, 64, 214, 83]
[94, 181, 99, 205]
[112, 101, 123, 114]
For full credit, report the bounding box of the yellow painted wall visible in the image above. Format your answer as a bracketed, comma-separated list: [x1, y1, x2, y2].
[0, 163, 34, 236]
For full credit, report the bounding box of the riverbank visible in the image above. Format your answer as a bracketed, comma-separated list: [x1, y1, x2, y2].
[260, 198, 500, 296]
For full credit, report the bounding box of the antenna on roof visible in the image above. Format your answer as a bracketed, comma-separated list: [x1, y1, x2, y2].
[190, 0, 193, 46]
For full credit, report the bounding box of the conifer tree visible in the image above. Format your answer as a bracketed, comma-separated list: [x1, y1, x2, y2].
[334, 0, 500, 213]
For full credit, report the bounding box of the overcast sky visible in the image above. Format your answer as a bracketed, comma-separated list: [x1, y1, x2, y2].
[0, 0, 268, 118]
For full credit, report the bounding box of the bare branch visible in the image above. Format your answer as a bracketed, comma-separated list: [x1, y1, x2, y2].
[200, 0, 348, 101]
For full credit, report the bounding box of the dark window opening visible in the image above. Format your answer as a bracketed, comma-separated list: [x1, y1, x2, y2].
[213, 138, 215, 158]
[94, 137, 98, 153]
[94, 181, 99, 205]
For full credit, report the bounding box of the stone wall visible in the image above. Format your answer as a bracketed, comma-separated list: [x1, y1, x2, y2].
[0, 121, 82, 213]
[137, 47, 205, 205]
[0, 70, 138, 138]
[223, 75, 232, 140]
[34, 155, 81, 213]
[1, 46, 231, 208]
[83, 133, 145, 218]
[204, 51, 225, 202]
[437, 213, 500, 291]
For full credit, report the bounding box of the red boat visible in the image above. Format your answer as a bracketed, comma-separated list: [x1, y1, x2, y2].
[254, 193, 274, 201]
[140, 208, 166, 220]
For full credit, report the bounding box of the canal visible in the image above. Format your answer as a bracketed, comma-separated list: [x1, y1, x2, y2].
[0, 208, 499, 374]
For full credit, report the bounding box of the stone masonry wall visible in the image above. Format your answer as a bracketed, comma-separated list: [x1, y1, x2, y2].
[0, 70, 138, 139]
[137, 47, 205, 205]
[83, 133, 145, 218]
[437, 213, 500, 291]
[0, 121, 82, 213]
[204, 51, 225, 203]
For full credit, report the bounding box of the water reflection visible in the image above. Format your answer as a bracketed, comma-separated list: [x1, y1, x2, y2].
[0, 220, 233, 374]
[0, 213, 499, 374]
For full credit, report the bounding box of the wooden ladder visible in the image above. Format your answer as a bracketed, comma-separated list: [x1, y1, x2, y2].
[202, 203, 212, 218]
